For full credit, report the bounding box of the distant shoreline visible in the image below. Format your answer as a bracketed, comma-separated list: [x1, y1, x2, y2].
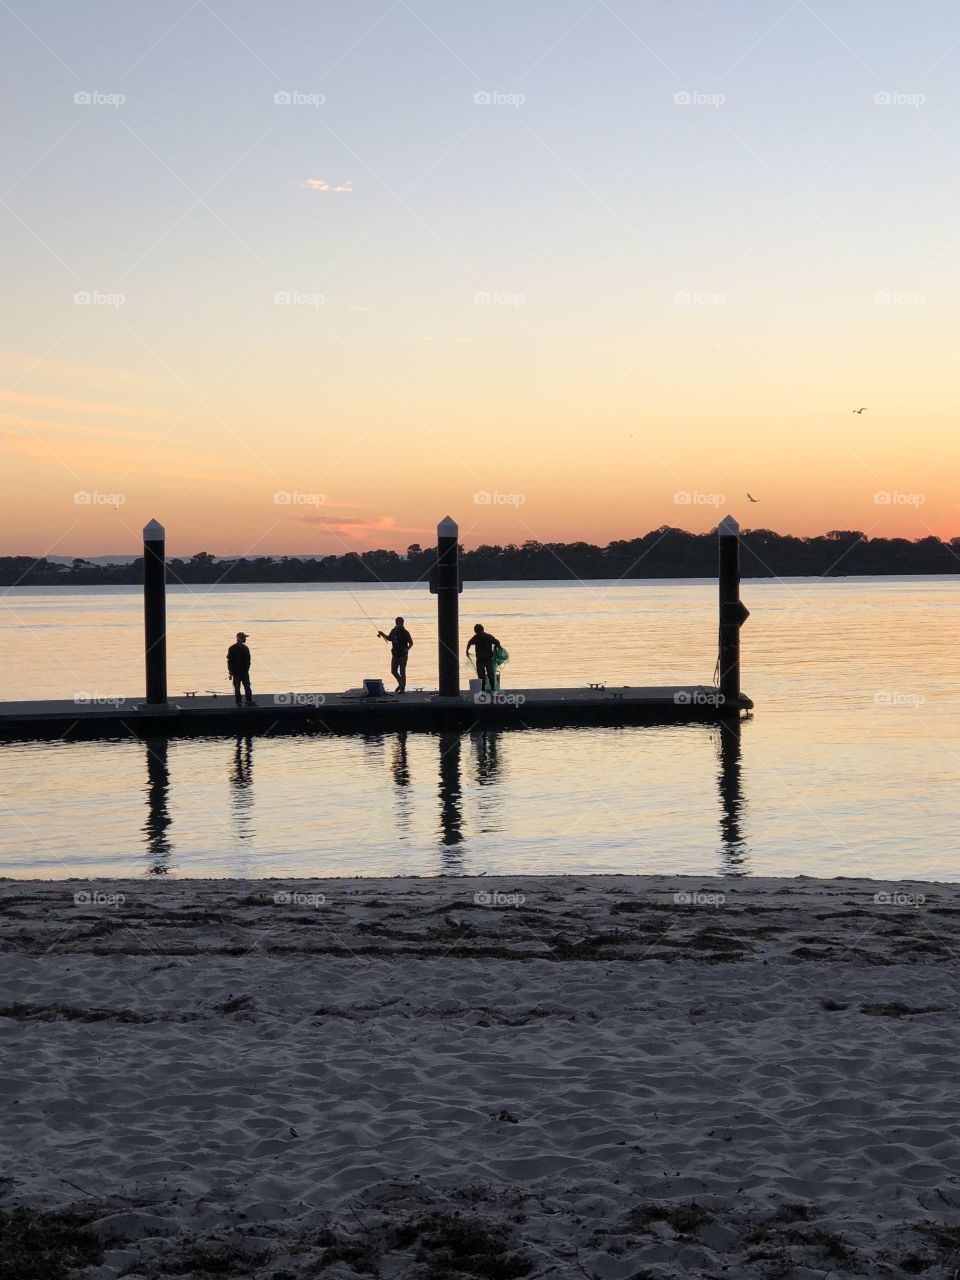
[2, 526, 959, 586]
[2, 571, 959, 591]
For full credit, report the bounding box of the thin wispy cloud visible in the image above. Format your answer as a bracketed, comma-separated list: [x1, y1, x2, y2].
[1, 428, 260, 486]
[294, 513, 430, 537]
[0, 390, 188, 420]
[0, 414, 146, 442]
[0, 351, 167, 391]
[303, 178, 353, 192]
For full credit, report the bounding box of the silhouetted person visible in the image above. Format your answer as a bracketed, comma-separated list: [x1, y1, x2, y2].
[378, 616, 413, 693]
[466, 623, 501, 694]
[226, 631, 255, 707]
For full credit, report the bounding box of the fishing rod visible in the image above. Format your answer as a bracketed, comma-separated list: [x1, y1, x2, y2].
[344, 586, 388, 641]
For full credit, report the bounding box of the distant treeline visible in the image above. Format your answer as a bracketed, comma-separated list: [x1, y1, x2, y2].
[1, 529, 958, 587]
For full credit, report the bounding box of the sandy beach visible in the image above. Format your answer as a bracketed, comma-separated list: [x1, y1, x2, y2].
[2, 873, 960, 1278]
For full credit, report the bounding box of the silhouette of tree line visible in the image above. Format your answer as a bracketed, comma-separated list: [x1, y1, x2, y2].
[0, 528, 957, 587]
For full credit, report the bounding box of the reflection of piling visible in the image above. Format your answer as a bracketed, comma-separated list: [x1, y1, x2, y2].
[143, 519, 167, 705]
[143, 736, 172, 869]
[434, 516, 461, 697]
[437, 730, 463, 850]
[717, 718, 746, 870]
[718, 515, 749, 711]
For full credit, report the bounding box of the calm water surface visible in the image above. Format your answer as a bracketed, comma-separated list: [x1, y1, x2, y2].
[0, 578, 956, 880]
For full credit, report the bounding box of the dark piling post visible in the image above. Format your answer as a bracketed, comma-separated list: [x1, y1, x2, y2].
[718, 515, 749, 711]
[143, 518, 168, 706]
[434, 516, 461, 697]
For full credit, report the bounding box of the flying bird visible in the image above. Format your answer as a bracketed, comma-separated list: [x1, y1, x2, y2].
[852, 407, 868, 414]
[747, 493, 759, 503]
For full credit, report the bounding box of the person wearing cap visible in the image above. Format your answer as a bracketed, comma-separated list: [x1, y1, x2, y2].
[226, 632, 255, 707]
[377, 616, 414, 693]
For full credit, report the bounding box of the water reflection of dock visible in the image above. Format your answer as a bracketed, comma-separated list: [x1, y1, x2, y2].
[141, 726, 749, 875]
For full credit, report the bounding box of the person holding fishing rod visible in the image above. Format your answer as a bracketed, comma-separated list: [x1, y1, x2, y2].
[377, 616, 414, 693]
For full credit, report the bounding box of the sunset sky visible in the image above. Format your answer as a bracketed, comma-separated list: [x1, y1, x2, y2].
[2, 1, 959, 557]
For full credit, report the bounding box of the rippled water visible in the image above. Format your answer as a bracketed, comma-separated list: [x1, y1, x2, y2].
[1, 578, 957, 879]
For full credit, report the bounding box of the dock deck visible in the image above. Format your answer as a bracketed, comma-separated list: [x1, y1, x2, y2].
[0, 685, 752, 742]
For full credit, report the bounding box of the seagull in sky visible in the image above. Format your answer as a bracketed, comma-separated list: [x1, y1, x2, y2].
[747, 492, 759, 503]
[852, 407, 868, 414]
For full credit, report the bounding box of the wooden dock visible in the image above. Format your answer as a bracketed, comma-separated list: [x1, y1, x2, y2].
[0, 516, 754, 744]
[0, 685, 752, 742]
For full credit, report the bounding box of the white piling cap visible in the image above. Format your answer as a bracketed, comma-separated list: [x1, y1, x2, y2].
[437, 516, 458, 537]
[718, 515, 740, 537]
[143, 518, 165, 541]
